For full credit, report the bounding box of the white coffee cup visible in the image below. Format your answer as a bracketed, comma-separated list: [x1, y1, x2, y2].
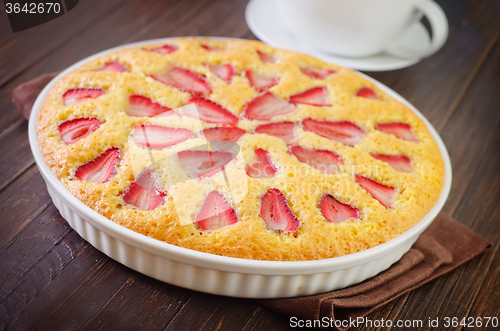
[275, 0, 448, 58]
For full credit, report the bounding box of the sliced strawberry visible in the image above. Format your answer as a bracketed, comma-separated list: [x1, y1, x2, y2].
[151, 66, 211, 95]
[254, 122, 295, 143]
[302, 118, 365, 146]
[127, 95, 173, 117]
[195, 191, 238, 230]
[201, 44, 224, 51]
[242, 92, 296, 121]
[289, 145, 342, 174]
[290, 87, 331, 106]
[320, 195, 360, 223]
[102, 61, 128, 73]
[356, 87, 377, 99]
[257, 50, 278, 63]
[178, 150, 235, 179]
[370, 154, 412, 173]
[375, 123, 419, 142]
[63, 88, 103, 106]
[144, 44, 178, 54]
[58, 117, 100, 144]
[133, 124, 193, 149]
[355, 175, 395, 208]
[75, 147, 119, 183]
[123, 169, 165, 210]
[260, 188, 299, 234]
[246, 148, 277, 178]
[300, 67, 336, 79]
[244, 69, 279, 92]
[202, 126, 245, 143]
[182, 98, 238, 124]
[207, 63, 234, 83]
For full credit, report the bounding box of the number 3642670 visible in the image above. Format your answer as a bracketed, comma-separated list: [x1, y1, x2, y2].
[5, 2, 61, 14]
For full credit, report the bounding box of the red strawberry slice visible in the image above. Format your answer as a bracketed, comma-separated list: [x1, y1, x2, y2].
[201, 44, 224, 51]
[260, 188, 299, 234]
[244, 69, 279, 92]
[127, 95, 173, 117]
[300, 67, 336, 79]
[178, 150, 236, 179]
[254, 122, 295, 143]
[246, 148, 277, 178]
[289, 145, 342, 174]
[102, 61, 128, 73]
[144, 44, 178, 54]
[290, 87, 331, 106]
[242, 92, 296, 121]
[75, 147, 119, 183]
[58, 117, 100, 144]
[151, 66, 211, 95]
[123, 169, 165, 210]
[195, 191, 238, 230]
[207, 63, 234, 83]
[370, 154, 412, 173]
[183, 98, 238, 124]
[256, 50, 278, 63]
[133, 124, 193, 149]
[320, 195, 360, 223]
[375, 123, 419, 142]
[302, 118, 365, 146]
[355, 175, 395, 208]
[356, 87, 378, 99]
[63, 88, 103, 106]
[202, 127, 245, 143]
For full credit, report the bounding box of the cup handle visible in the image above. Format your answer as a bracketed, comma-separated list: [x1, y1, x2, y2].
[386, 0, 448, 59]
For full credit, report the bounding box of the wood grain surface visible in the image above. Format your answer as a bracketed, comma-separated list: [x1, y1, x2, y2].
[0, 0, 498, 330]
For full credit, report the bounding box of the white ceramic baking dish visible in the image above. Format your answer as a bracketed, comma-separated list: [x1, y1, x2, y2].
[28, 38, 452, 298]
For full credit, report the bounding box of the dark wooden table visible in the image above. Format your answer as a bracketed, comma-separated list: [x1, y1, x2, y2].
[1, 0, 499, 330]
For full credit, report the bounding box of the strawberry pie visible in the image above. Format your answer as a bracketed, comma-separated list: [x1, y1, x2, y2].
[36, 38, 445, 261]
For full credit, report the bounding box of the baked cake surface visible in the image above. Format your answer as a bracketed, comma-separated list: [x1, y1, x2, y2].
[36, 38, 445, 261]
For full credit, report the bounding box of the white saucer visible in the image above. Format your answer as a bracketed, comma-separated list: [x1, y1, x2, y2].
[245, 0, 431, 71]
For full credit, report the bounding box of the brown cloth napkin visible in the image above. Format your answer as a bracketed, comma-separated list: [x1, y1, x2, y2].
[12, 72, 59, 119]
[258, 213, 491, 330]
[12, 73, 492, 330]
